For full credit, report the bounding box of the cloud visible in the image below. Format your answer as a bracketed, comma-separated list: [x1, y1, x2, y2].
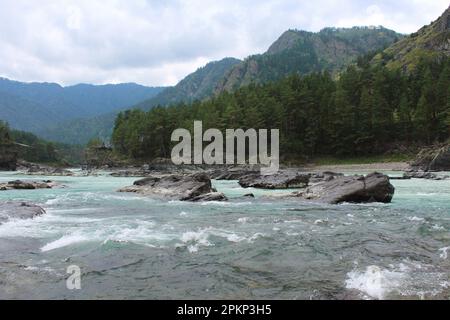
[0, 0, 448, 86]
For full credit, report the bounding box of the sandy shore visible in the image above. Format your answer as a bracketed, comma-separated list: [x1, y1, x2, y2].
[305, 162, 410, 172]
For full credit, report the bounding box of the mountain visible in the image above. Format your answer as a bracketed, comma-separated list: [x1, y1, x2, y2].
[38, 112, 117, 146]
[373, 5, 450, 71]
[35, 58, 241, 144]
[215, 27, 402, 93]
[137, 57, 241, 109]
[0, 77, 165, 133]
[0, 90, 65, 132]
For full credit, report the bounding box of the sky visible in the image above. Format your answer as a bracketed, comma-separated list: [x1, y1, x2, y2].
[0, 0, 448, 87]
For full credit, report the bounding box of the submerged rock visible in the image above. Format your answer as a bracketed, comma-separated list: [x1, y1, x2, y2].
[0, 202, 46, 224]
[0, 180, 62, 191]
[295, 172, 395, 204]
[239, 172, 310, 189]
[118, 173, 219, 202]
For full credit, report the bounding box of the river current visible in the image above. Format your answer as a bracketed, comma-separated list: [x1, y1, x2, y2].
[0, 170, 449, 300]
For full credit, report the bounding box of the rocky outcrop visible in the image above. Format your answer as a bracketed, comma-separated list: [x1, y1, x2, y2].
[403, 171, 450, 180]
[239, 172, 310, 189]
[295, 172, 395, 204]
[0, 180, 62, 191]
[26, 166, 74, 176]
[375, 6, 450, 71]
[412, 144, 450, 171]
[0, 143, 17, 171]
[210, 169, 259, 181]
[0, 202, 46, 224]
[189, 192, 228, 202]
[118, 173, 221, 202]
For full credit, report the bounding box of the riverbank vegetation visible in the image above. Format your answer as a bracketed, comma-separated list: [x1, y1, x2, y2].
[0, 121, 83, 165]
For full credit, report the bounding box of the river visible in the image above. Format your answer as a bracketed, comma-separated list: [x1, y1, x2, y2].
[0, 170, 449, 300]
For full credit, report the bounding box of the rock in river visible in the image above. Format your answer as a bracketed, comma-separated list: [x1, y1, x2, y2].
[0, 202, 46, 224]
[295, 172, 395, 204]
[0, 180, 62, 191]
[118, 173, 227, 202]
[239, 172, 310, 189]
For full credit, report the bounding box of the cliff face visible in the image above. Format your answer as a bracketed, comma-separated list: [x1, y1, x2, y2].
[215, 27, 402, 93]
[0, 143, 17, 171]
[373, 5, 450, 71]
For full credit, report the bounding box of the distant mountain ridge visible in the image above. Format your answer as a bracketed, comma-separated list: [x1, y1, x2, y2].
[0, 77, 165, 136]
[136, 57, 241, 110]
[215, 26, 403, 93]
[0, 25, 406, 145]
[36, 58, 242, 144]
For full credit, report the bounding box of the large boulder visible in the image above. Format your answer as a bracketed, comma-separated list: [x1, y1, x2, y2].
[0, 180, 61, 191]
[118, 173, 220, 201]
[296, 172, 395, 204]
[239, 172, 310, 189]
[0, 202, 46, 224]
[412, 145, 450, 171]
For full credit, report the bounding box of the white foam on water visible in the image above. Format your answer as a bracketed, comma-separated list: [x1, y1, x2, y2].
[345, 265, 406, 300]
[431, 224, 445, 231]
[180, 229, 214, 253]
[200, 201, 253, 207]
[408, 216, 425, 222]
[346, 261, 450, 300]
[238, 217, 249, 223]
[178, 227, 257, 253]
[226, 233, 246, 243]
[439, 247, 450, 259]
[248, 233, 265, 243]
[41, 233, 90, 252]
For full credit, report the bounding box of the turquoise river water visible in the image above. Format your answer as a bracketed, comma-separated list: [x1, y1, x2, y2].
[0, 170, 449, 300]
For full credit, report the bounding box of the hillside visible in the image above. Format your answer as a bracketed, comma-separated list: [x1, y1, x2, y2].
[137, 57, 241, 109]
[37, 112, 117, 146]
[40, 58, 242, 144]
[112, 7, 450, 162]
[215, 27, 402, 93]
[373, 5, 450, 71]
[0, 78, 165, 134]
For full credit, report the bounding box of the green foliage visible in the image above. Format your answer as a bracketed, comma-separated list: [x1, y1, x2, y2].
[217, 27, 402, 93]
[112, 56, 450, 162]
[5, 127, 83, 164]
[0, 120, 12, 144]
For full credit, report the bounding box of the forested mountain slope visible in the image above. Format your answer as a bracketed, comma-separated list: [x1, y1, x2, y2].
[215, 27, 402, 93]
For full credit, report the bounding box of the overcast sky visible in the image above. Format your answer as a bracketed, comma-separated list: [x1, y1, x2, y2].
[0, 0, 448, 87]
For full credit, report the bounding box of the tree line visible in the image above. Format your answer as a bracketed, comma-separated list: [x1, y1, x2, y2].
[112, 56, 450, 161]
[0, 120, 83, 164]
